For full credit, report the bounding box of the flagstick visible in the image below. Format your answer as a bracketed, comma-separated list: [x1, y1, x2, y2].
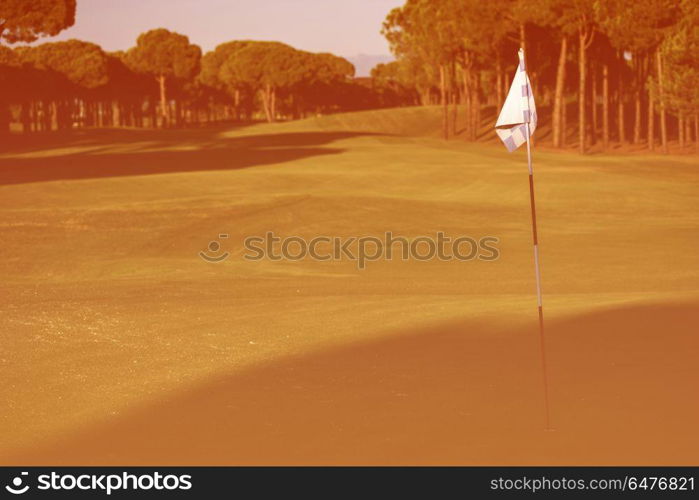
[518, 48, 551, 430]
[497, 48, 551, 429]
[524, 101, 551, 431]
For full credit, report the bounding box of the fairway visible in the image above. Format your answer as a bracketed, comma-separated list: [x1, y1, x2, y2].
[1, 108, 698, 465]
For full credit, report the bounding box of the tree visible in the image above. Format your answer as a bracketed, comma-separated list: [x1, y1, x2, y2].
[20, 40, 109, 89]
[218, 42, 289, 122]
[0, 46, 22, 133]
[215, 42, 348, 123]
[566, 0, 597, 154]
[125, 29, 201, 127]
[536, 0, 579, 149]
[0, 0, 76, 43]
[103, 51, 158, 128]
[17, 40, 112, 129]
[453, 0, 512, 142]
[596, 0, 680, 150]
[0, 1, 77, 134]
[199, 41, 256, 119]
[371, 61, 421, 107]
[292, 52, 355, 116]
[657, 0, 699, 152]
[382, 0, 471, 139]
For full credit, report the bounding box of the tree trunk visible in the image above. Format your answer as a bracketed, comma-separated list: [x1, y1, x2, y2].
[695, 113, 698, 154]
[234, 89, 241, 120]
[451, 77, 458, 137]
[104, 101, 110, 127]
[591, 64, 597, 145]
[618, 92, 625, 144]
[602, 64, 609, 149]
[0, 103, 9, 135]
[38, 102, 44, 131]
[271, 88, 276, 122]
[562, 94, 567, 147]
[20, 102, 29, 133]
[633, 54, 644, 144]
[419, 87, 430, 106]
[656, 50, 668, 154]
[55, 100, 64, 130]
[648, 92, 654, 151]
[552, 37, 567, 148]
[440, 64, 448, 140]
[157, 75, 168, 128]
[83, 101, 91, 127]
[471, 78, 480, 141]
[50, 101, 58, 131]
[633, 90, 642, 144]
[42, 101, 51, 131]
[104, 101, 111, 128]
[150, 99, 158, 128]
[519, 24, 526, 54]
[578, 29, 587, 154]
[679, 112, 684, 149]
[260, 85, 273, 123]
[495, 55, 504, 109]
[462, 64, 472, 141]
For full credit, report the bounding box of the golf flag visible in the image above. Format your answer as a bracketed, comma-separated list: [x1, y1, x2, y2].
[495, 49, 537, 152]
[495, 49, 551, 428]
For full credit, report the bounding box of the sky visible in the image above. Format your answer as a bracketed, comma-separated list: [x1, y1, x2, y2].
[29, 0, 403, 60]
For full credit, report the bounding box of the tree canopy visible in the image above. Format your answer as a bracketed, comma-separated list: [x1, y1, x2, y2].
[0, 0, 76, 43]
[380, 0, 697, 152]
[1, 0, 697, 152]
[125, 29, 201, 81]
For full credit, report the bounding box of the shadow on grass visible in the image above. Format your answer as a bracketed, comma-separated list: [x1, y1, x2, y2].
[7, 301, 699, 465]
[0, 123, 257, 155]
[0, 128, 373, 185]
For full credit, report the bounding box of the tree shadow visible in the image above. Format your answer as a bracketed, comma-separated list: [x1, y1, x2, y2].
[0, 129, 372, 185]
[7, 301, 698, 465]
[0, 123, 258, 155]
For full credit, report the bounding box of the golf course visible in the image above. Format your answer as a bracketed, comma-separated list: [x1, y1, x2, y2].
[1, 107, 698, 465]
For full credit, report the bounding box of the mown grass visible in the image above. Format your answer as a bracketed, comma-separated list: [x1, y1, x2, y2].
[1, 107, 698, 463]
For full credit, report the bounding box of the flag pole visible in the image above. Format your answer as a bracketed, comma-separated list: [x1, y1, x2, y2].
[520, 48, 551, 430]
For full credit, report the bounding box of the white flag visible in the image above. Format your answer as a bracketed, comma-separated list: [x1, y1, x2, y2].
[495, 49, 537, 152]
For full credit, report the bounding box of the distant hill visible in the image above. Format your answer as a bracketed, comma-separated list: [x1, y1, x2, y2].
[346, 54, 394, 77]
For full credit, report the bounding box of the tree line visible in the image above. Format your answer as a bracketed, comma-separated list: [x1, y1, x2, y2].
[0, 1, 406, 134]
[1, 0, 697, 154]
[376, 0, 699, 153]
